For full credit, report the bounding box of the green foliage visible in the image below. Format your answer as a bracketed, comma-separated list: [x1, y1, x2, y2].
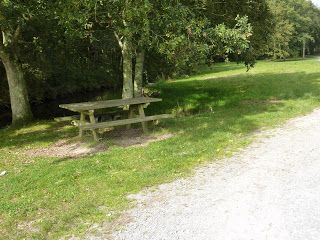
[267, 0, 294, 59]
[206, 16, 252, 59]
[145, 2, 253, 75]
[204, 0, 274, 58]
[267, 0, 320, 58]
[0, 1, 122, 106]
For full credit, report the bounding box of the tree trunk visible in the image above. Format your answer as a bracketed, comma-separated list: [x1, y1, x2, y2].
[134, 50, 145, 97]
[0, 51, 33, 125]
[302, 39, 306, 59]
[122, 40, 134, 99]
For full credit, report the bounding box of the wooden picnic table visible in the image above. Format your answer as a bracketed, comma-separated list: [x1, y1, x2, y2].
[59, 97, 172, 141]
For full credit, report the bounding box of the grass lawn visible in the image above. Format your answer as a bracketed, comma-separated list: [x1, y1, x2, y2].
[1, 58, 320, 239]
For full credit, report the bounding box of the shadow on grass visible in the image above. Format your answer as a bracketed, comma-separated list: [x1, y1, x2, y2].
[196, 63, 245, 75]
[151, 71, 320, 114]
[0, 121, 77, 149]
[145, 71, 320, 141]
[272, 57, 316, 62]
[1, 71, 320, 151]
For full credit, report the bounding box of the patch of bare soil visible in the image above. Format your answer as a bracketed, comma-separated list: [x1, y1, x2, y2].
[17, 220, 41, 234]
[25, 129, 173, 158]
[105, 129, 173, 148]
[25, 140, 107, 158]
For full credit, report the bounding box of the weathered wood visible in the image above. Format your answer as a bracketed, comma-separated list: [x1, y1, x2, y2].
[80, 114, 172, 131]
[54, 111, 126, 123]
[138, 104, 148, 133]
[79, 112, 86, 138]
[59, 97, 162, 112]
[59, 97, 171, 141]
[126, 105, 136, 130]
[88, 110, 99, 141]
[54, 115, 79, 122]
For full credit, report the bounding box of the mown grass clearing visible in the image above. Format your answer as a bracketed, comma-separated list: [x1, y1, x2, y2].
[1, 58, 320, 239]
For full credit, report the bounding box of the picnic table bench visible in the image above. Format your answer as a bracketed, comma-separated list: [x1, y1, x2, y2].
[59, 97, 172, 141]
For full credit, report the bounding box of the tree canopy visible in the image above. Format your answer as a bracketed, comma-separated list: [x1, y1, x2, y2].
[267, 0, 320, 58]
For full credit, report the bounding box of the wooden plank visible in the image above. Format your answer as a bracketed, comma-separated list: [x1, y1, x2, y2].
[88, 110, 99, 141]
[79, 112, 86, 138]
[59, 97, 162, 112]
[54, 115, 79, 122]
[80, 114, 172, 131]
[55, 110, 127, 122]
[126, 105, 136, 130]
[138, 104, 148, 133]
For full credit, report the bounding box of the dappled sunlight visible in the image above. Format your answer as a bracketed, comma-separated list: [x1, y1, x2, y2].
[11, 123, 54, 135]
[0, 122, 77, 149]
[153, 70, 320, 118]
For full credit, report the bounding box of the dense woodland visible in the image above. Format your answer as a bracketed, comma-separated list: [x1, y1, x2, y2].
[1, 0, 320, 125]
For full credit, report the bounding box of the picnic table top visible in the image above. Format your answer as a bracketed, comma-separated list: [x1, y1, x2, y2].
[59, 97, 162, 112]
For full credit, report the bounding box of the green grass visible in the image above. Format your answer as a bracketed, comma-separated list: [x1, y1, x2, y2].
[1, 58, 320, 239]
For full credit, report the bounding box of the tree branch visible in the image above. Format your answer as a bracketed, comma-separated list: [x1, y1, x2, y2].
[114, 31, 124, 48]
[13, 25, 21, 42]
[0, 31, 5, 56]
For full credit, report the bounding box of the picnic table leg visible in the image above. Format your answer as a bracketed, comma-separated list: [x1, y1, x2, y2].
[88, 110, 99, 141]
[79, 112, 86, 138]
[138, 104, 148, 133]
[126, 105, 135, 129]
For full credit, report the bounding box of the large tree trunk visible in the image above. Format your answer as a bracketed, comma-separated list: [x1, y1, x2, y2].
[122, 40, 134, 99]
[134, 50, 145, 97]
[0, 51, 33, 125]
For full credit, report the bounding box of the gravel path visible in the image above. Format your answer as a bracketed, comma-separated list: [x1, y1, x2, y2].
[111, 109, 320, 240]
